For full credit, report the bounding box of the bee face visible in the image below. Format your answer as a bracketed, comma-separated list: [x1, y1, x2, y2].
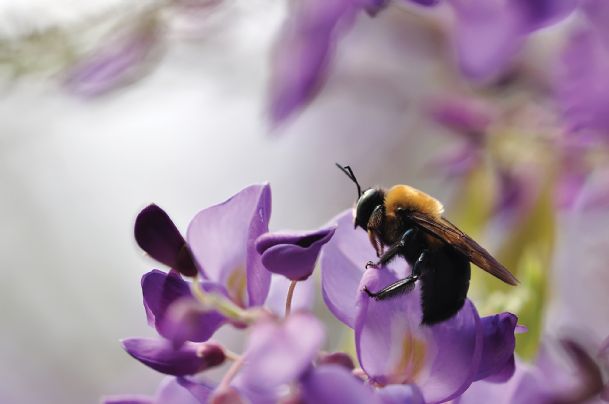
[354, 188, 385, 230]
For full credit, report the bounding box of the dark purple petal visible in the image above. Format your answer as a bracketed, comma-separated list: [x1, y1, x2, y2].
[64, 24, 159, 97]
[239, 312, 325, 389]
[187, 184, 272, 307]
[355, 267, 484, 403]
[317, 352, 355, 370]
[448, 0, 524, 81]
[256, 226, 335, 281]
[135, 205, 198, 277]
[320, 210, 373, 327]
[122, 338, 225, 376]
[475, 313, 517, 381]
[555, 27, 609, 134]
[300, 364, 378, 404]
[265, 274, 314, 316]
[376, 384, 425, 404]
[269, 0, 358, 124]
[515, 0, 576, 33]
[141, 270, 226, 344]
[483, 355, 515, 383]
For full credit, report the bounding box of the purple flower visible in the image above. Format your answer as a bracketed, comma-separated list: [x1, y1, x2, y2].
[64, 23, 160, 97]
[428, 96, 494, 176]
[455, 338, 606, 403]
[269, 0, 359, 124]
[556, 25, 609, 135]
[141, 269, 227, 345]
[136, 184, 272, 344]
[321, 210, 518, 403]
[187, 183, 272, 307]
[238, 312, 325, 390]
[448, 0, 576, 81]
[255, 226, 335, 280]
[236, 311, 424, 403]
[121, 338, 225, 376]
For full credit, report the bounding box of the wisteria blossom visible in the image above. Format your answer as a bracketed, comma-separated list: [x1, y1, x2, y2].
[105, 183, 523, 403]
[321, 210, 518, 403]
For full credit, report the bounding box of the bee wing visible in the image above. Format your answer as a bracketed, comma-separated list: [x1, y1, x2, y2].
[408, 211, 519, 285]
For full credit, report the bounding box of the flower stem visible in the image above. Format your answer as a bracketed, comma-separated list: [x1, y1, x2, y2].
[218, 354, 246, 391]
[285, 280, 297, 317]
[190, 277, 259, 324]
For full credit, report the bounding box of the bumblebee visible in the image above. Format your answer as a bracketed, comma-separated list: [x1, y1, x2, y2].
[337, 164, 518, 325]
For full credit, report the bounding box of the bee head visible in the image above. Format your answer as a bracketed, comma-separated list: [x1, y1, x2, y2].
[354, 188, 385, 230]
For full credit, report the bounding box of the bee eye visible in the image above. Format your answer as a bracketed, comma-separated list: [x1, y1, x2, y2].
[355, 188, 384, 230]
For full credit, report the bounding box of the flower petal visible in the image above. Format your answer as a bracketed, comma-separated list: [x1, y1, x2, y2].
[175, 377, 216, 404]
[239, 312, 325, 389]
[515, 0, 576, 33]
[475, 312, 517, 381]
[355, 268, 427, 386]
[141, 270, 226, 344]
[122, 338, 225, 376]
[300, 364, 379, 404]
[555, 27, 609, 134]
[256, 226, 335, 281]
[64, 23, 159, 97]
[376, 384, 425, 404]
[187, 184, 272, 307]
[264, 274, 315, 316]
[317, 352, 355, 370]
[355, 267, 484, 403]
[135, 205, 198, 277]
[269, 0, 357, 124]
[449, 0, 524, 81]
[320, 210, 373, 327]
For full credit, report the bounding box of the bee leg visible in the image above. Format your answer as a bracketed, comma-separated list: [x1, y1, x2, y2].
[364, 251, 427, 300]
[366, 228, 417, 269]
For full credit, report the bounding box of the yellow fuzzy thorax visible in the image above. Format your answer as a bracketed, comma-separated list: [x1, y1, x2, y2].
[385, 185, 444, 218]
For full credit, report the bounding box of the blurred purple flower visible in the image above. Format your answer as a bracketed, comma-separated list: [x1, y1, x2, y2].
[255, 226, 335, 280]
[135, 184, 272, 344]
[236, 311, 424, 403]
[321, 210, 518, 403]
[269, 0, 358, 124]
[121, 338, 225, 376]
[238, 311, 325, 390]
[428, 96, 494, 176]
[449, 0, 576, 81]
[65, 23, 161, 97]
[556, 25, 609, 135]
[102, 376, 213, 404]
[455, 338, 606, 404]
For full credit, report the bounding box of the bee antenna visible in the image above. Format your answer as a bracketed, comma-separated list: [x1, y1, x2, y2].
[335, 163, 362, 198]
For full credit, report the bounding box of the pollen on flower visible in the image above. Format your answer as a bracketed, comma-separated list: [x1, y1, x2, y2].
[227, 267, 248, 307]
[392, 332, 427, 385]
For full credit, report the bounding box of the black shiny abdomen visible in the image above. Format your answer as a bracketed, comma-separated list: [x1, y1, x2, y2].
[418, 245, 471, 325]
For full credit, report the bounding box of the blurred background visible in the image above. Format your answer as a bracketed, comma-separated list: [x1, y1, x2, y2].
[1, 0, 608, 402]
